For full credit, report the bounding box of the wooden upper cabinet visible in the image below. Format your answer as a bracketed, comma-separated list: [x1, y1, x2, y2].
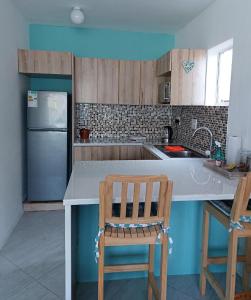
[140, 60, 158, 105]
[75, 57, 98, 103]
[97, 59, 119, 104]
[18, 49, 35, 73]
[119, 60, 141, 105]
[18, 49, 72, 75]
[170, 49, 207, 105]
[156, 52, 171, 76]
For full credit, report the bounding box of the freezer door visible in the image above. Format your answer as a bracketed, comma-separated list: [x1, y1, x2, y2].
[27, 130, 67, 201]
[27, 91, 68, 129]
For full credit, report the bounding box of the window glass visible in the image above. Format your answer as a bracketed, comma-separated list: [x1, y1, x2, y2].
[217, 48, 233, 104]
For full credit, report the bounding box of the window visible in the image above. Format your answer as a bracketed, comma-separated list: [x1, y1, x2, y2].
[205, 39, 233, 106]
[217, 48, 233, 104]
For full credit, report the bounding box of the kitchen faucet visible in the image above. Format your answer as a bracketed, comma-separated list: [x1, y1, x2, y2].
[192, 127, 213, 156]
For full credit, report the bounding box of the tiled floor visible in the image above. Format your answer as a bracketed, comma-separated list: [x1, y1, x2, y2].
[0, 211, 244, 300]
[77, 273, 243, 300]
[0, 211, 65, 300]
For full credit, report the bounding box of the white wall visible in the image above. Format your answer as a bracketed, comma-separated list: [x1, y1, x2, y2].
[176, 0, 251, 150]
[0, 0, 28, 248]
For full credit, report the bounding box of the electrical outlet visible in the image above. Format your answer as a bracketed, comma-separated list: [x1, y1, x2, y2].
[175, 117, 181, 125]
[191, 119, 197, 130]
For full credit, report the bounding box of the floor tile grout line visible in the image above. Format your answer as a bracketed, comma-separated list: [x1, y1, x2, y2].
[0, 253, 62, 300]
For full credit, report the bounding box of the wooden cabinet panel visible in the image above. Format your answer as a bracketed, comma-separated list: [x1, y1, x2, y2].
[141, 148, 159, 160]
[140, 60, 158, 105]
[119, 146, 142, 160]
[18, 49, 35, 73]
[119, 60, 141, 104]
[170, 49, 206, 105]
[18, 49, 72, 75]
[34, 51, 72, 75]
[74, 145, 160, 161]
[74, 146, 120, 161]
[98, 59, 119, 104]
[75, 57, 98, 103]
[156, 52, 171, 76]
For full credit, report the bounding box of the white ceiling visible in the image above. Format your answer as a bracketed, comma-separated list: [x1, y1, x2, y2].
[12, 0, 215, 33]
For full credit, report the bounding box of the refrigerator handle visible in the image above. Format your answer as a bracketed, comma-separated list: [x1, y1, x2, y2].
[28, 128, 68, 132]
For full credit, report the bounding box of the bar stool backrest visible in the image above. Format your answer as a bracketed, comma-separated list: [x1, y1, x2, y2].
[231, 172, 251, 222]
[99, 175, 173, 228]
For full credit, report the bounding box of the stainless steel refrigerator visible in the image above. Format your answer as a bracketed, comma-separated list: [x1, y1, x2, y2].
[27, 91, 71, 202]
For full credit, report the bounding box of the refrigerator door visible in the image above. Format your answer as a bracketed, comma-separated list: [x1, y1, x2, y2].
[27, 130, 67, 201]
[27, 91, 68, 129]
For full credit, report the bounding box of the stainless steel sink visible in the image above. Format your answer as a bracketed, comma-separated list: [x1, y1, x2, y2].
[154, 145, 205, 158]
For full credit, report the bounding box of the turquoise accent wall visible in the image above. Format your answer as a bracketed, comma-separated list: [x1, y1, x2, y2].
[77, 202, 228, 282]
[29, 24, 175, 60]
[29, 24, 175, 92]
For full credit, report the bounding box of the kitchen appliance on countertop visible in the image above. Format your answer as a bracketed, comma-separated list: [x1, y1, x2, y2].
[158, 81, 171, 104]
[162, 126, 173, 143]
[27, 91, 71, 202]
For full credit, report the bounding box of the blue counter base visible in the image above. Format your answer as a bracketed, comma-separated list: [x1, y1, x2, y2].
[77, 202, 229, 282]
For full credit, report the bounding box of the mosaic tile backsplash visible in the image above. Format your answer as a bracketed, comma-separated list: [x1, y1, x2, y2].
[75, 104, 228, 154]
[75, 104, 172, 139]
[172, 106, 228, 154]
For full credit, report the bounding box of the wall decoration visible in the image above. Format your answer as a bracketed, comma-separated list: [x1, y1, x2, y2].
[182, 60, 195, 73]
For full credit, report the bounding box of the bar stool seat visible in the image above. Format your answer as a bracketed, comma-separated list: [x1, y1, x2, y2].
[200, 173, 251, 300]
[208, 199, 251, 218]
[97, 175, 173, 300]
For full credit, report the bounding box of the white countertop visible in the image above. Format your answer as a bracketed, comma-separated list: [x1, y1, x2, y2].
[63, 159, 238, 206]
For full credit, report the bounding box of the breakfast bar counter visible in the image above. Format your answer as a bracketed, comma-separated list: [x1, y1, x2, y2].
[64, 159, 238, 299]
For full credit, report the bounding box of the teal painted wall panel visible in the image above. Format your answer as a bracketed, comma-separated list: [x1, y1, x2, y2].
[29, 24, 175, 60]
[30, 77, 72, 93]
[29, 24, 175, 93]
[77, 202, 228, 282]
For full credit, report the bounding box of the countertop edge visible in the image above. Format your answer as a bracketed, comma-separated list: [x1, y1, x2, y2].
[63, 193, 235, 206]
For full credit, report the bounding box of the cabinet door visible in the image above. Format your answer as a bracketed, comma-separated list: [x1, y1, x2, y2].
[119, 146, 142, 160]
[141, 148, 159, 160]
[18, 49, 72, 75]
[75, 57, 98, 103]
[171, 49, 206, 105]
[33, 50, 72, 75]
[101, 146, 120, 160]
[98, 59, 119, 104]
[18, 49, 35, 73]
[140, 60, 158, 105]
[119, 60, 141, 104]
[74, 146, 120, 161]
[156, 52, 171, 76]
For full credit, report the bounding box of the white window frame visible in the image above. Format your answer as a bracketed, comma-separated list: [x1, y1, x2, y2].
[205, 39, 233, 106]
[216, 47, 233, 105]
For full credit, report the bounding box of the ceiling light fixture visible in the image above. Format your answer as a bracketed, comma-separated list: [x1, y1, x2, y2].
[70, 7, 85, 25]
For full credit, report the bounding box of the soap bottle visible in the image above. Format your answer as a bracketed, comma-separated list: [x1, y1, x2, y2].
[214, 141, 224, 167]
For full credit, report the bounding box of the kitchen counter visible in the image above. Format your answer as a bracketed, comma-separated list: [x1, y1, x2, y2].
[64, 159, 238, 299]
[73, 137, 163, 146]
[64, 159, 237, 206]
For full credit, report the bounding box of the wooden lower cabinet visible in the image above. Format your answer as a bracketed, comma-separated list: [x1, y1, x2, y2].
[74, 146, 159, 161]
[74, 146, 119, 161]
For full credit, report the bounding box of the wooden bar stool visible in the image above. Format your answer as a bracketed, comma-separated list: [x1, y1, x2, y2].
[97, 175, 173, 300]
[200, 173, 251, 300]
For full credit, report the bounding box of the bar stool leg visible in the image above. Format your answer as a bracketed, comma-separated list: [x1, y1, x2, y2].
[98, 236, 105, 300]
[160, 235, 168, 300]
[200, 206, 209, 295]
[148, 244, 155, 300]
[243, 237, 251, 290]
[226, 231, 238, 300]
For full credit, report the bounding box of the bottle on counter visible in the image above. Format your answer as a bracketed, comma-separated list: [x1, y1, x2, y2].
[214, 141, 225, 167]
